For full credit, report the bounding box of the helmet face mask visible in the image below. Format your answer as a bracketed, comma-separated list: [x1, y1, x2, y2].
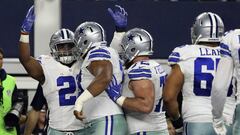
[191, 12, 224, 44]
[49, 29, 78, 64]
[74, 22, 106, 58]
[121, 28, 153, 64]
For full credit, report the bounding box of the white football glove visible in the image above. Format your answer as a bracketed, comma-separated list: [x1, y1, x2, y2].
[213, 117, 227, 135]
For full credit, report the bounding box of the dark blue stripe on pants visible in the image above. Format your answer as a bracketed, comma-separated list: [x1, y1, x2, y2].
[185, 123, 188, 135]
[136, 131, 147, 135]
[105, 116, 108, 135]
[110, 116, 113, 135]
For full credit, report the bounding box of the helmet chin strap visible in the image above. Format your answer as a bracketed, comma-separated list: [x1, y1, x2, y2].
[128, 50, 140, 63]
[194, 34, 202, 45]
[80, 42, 94, 58]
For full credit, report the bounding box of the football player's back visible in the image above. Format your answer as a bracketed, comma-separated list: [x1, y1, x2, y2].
[169, 45, 221, 122]
[164, 12, 233, 135]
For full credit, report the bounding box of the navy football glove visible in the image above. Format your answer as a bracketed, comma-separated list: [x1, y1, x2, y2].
[108, 5, 128, 31]
[21, 6, 35, 33]
[106, 76, 122, 102]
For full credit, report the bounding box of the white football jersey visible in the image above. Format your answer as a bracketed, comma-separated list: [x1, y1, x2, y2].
[220, 29, 240, 105]
[122, 60, 168, 134]
[79, 42, 123, 122]
[37, 55, 84, 131]
[168, 45, 235, 123]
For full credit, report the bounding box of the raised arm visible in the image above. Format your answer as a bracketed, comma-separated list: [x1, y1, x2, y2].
[108, 5, 128, 53]
[19, 6, 44, 83]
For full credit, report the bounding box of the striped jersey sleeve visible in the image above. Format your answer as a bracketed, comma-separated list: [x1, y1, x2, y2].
[219, 31, 235, 58]
[168, 47, 181, 66]
[168, 52, 180, 64]
[87, 47, 111, 61]
[36, 56, 43, 64]
[128, 62, 152, 80]
[220, 43, 232, 57]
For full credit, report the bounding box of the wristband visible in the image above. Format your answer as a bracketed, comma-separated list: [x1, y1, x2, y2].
[116, 96, 126, 106]
[19, 34, 29, 43]
[116, 26, 126, 32]
[171, 116, 183, 129]
[74, 89, 93, 111]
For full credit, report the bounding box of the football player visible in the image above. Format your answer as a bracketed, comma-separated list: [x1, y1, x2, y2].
[163, 12, 235, 135]
[19, 6, 85, 135]
[73, 21, 128, 135]
[107, 28, 169, 135]
[211, 28, 240, 135]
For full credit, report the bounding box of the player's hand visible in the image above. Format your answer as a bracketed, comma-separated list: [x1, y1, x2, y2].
[167, 119, 176, 135]
[73, 110, 85, 121]
[21, 5, 35, 33]
[213, 117, 227, 135]
[108, 5, 128, 29]
[106, 76, 122, 102]
[171, 115, 183, 135]
[74, 97, 85, 121]
[74, 90, 93, 121]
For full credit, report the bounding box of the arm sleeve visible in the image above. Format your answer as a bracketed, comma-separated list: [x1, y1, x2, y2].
[109, 32, 125, 54]
[211, 56, 234, 119]
[30, 84, 47, 111]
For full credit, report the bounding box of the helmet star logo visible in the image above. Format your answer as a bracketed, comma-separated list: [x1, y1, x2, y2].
[79, 28, 84, 34]
[128, 35, 134, 41]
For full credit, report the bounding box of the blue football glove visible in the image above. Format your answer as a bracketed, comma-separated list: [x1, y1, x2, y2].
[106, 76, 122, 102]
[108, 5, 128, 31]
[21, 6, 35, 33]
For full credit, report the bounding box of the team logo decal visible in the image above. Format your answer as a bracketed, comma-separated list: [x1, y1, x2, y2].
[6, 90, 12, 96]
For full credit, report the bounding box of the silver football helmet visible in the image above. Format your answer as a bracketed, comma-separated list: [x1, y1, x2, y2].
[74, 21, 106, 57]
[49, 28, 78, 64]
[121, 28, 153, 63]
[191, 12, 224, 44]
